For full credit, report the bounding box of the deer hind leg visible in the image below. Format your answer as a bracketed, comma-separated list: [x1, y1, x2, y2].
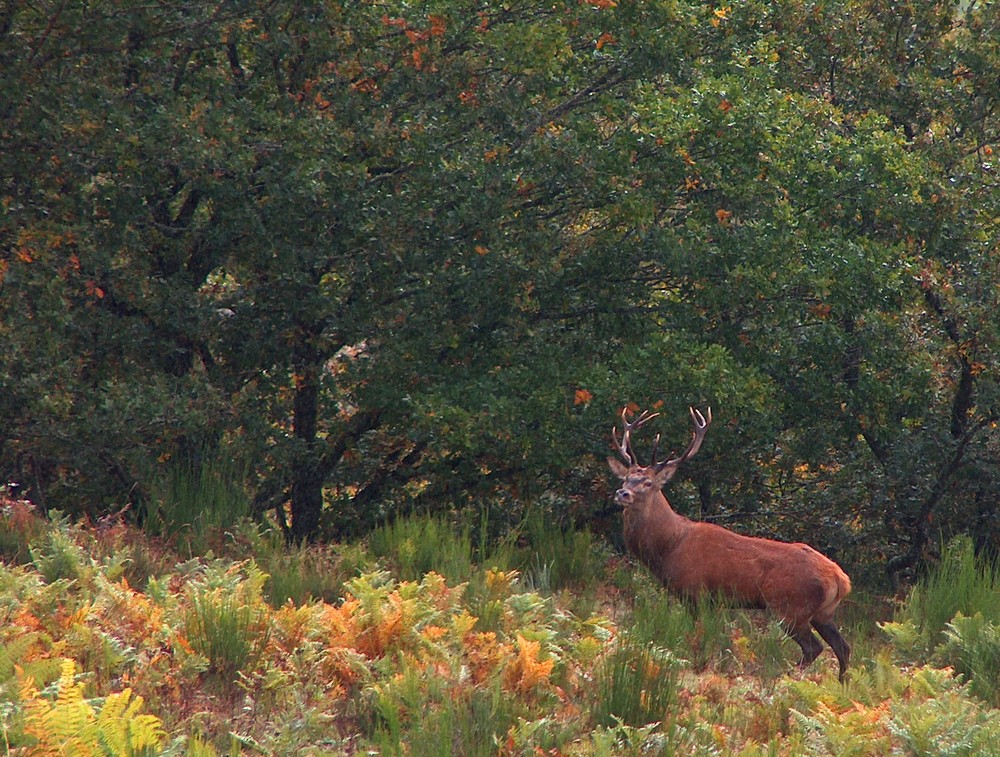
[787, 626, 824, 671]
[812, 621, 851, 683]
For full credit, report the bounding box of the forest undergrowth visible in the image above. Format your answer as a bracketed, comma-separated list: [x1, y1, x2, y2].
[2, 488, 1000, 756]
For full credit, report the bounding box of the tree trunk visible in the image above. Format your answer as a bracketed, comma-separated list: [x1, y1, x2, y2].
[290, 342, 322, 542]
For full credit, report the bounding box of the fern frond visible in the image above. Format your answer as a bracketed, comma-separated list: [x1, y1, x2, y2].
[96, 688, 168, 755]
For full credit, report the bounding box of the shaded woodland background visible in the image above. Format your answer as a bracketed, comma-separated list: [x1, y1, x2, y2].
[2, 0, 999, 585]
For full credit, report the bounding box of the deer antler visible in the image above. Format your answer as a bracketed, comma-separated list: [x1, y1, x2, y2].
[652, 407, 712, 476]
[612, 406, 659, 467]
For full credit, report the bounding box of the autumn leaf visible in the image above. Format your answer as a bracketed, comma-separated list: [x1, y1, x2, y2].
[715, 208, 732, 226]
[574, 388, 593, 406]
[428, 14, 447, 37]
[710, 5, 731, 26]
[809, 302, 832, 319]
[502, 634, 554, 696]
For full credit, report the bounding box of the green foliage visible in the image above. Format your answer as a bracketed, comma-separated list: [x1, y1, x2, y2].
[2, 0, 999, 576]
[626, 577, 734, 672]
[5, 512, 1000, 754]
[519, 505, 605, 592]
[260, 540, 368, 608]
[894, 537, 1000, 649]
[790, 661, 1000, 757]
[28, 513, 92, 586]
[372, 670, 520, 757]
[878, 539, 1000, 713]
[937, 613, 1000, 706]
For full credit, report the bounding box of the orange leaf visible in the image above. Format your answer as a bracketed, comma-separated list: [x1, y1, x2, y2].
[428, 14, 447, 37]
[502, 634, 554, 695]
[574, 388, 593, 406]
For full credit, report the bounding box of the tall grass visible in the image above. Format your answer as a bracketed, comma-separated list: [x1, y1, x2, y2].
[627, 580, 733, 671]
[148, 450, 250, 553]
[182, 564, 271, 686]
[371, 661, 522, 756]
[897, 537, 1000, 650]
[184, 587, 271, 684]
[519, 507, 603, 591]
[368, 513, 479, 583]
[885, 537, 1000, 706]
[592, 639, 680, 728]
[261, 541, 369, 607]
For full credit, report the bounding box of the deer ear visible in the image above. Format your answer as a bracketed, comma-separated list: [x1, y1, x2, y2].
[653, 462, 680, 486]
[607, 457, 629, 480]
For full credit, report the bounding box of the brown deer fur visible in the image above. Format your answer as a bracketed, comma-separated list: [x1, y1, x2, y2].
[608, 407, 852, 681]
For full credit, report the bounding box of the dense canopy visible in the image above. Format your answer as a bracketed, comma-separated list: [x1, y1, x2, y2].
[2, 0, 998, 581]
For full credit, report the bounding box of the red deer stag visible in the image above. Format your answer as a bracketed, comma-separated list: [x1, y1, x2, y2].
[608, 406, 852, 681]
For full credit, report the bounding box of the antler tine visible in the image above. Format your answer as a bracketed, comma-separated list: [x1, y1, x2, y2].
[652, 406, 713, 474]
[650, 433, 661, 464]
[612, 406, 659, 466]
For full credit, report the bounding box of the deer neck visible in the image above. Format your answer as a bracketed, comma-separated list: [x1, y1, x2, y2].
[623, 490, 691, 561]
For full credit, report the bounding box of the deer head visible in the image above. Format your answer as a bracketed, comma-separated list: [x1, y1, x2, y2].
[607, 406, 712, 499]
